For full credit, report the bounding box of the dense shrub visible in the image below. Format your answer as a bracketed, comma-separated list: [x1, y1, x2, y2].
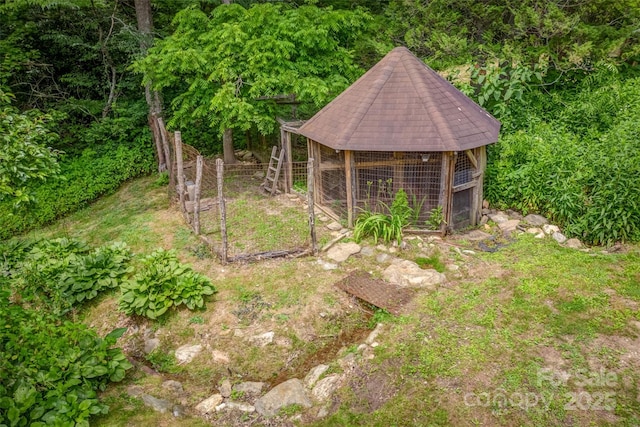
[485, 75, 640, 245]
[2, 238, 132, 315]
[119, 249, 217, 319]
[0, 135, 154, 240]
[0, 289, 131, 427]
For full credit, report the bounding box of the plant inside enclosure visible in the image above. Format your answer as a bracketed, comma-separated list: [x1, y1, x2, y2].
[119, 249, 217, 320]
[425, 205, 446, 230]
[354, 189, 413, 245]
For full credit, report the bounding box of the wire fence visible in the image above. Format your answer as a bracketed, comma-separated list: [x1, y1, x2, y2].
[168, 131, 317, 262]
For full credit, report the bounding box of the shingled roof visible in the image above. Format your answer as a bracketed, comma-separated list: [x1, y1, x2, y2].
[297, 47, 500, 152]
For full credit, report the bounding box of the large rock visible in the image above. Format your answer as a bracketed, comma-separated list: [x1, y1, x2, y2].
[463, 230, 492, 241]
[254, 379, 312, 417]
[383, 259, 445, 289]
[195, 394, 223, 415]
[524, 214, 549, 226]
[175, 344, 202, 365]
[542, 224, 560, 235]
[565, 238, 583, 249]
[311, 374, 342, 402]
[141, 394, 173, 413]
[219, 379, 232, 398]
[365, 323, 384, 345]
[326, 242, 361, 263]
[497, 219, 520, 233]
[212, 350, 230, 364]
[552, 232, 568, 244]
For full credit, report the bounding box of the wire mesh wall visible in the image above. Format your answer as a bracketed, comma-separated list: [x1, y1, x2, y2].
[170, 140, 314, 262]
[313, 142, 445, 228]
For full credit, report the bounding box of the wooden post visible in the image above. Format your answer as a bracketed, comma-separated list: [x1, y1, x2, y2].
[307, 158, 318, 255]
[443, 152, 456, 233]
[174, 131, 188, 219]
[193, 155, 203, 235]
[283, 130, 293, 193]
[216, 159, 228, 264]
[344, 150, 354, 228]
[157, 117, 172, 174]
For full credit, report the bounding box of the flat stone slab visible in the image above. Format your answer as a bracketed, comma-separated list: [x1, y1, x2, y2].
[326, 242, 361, 263]
[497, 219, 520, 232]
[233, 381, 265, 395]
[383, 259, 446, 290]
[311, 374, 342, 402]
[488, 213, 509, 224]
[304, 364, 329, 389]
[175, 344, 202, 365]
[254, 379, 312, 417]
[462, 230, 493, 241]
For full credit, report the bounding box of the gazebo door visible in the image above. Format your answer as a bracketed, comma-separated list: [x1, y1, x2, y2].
[451, 150, 479, 229]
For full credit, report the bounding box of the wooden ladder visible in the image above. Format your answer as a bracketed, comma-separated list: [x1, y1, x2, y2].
[262, 146, 285, 195]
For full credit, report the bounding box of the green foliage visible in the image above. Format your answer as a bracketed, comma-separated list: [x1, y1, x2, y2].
[0, 289, 131, 426]
[415, 253, 446, 273]
[0, 95, 61, 205]
[354, 189, 412, 245]
[0, 135, 155, 240]
[4, 238, 132, 316]
[425, 205, 445, 231]
[119, 249, 217, 320]
[485, 73, 640, 245]
[135, 3, 371, 140]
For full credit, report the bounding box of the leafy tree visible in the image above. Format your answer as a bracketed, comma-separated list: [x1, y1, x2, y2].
[135, 3, 371, 162]
[0, 91, 60, 205]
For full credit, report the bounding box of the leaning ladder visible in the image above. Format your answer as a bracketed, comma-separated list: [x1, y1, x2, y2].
[262, 146, 285, 196]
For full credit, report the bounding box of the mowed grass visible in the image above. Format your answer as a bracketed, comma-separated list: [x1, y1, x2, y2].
[316, 236, 640, 426]
[12, 175, 640, 426]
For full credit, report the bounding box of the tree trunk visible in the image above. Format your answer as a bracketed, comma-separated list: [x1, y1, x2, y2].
[134, 0, 166, 171]
[223, 128, 236, 164]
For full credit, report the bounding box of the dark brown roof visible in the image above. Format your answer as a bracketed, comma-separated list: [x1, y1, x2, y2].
[298, 47, 500, 152]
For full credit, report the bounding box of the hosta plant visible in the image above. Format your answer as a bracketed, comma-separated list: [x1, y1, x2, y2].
[119, 249, 216, 319]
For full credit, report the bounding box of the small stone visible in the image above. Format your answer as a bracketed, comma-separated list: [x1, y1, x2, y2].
[482, 199, 490, 209]
[497, 219, 520, 232]
[326, 242, 361, 263]
[376, 244, 389, 252]
[253, 171, 265, 180]
[219, 379, 232, 398]
[524, 214, 549, 226]
[317, 406, 329, 418]
[226, 402, 255, 413]
[317, 259, 338, 270]
[144, 338, 160, 355]
[215, 403, 227, 412]
[175, 344, 202, 365]
[480, 215, 489, 225]
[365, 323, 384, 345]
[446, 264, 459, 271]
[462, 250, 476, 255]
[565, 238, 583, 249]
[172, 405, 186, 417]
[127, 385, 144, 398]
[360, 246, 375, 257]
[304, 364, 330, 389]
[195, 394, 224, 415]
[311, 374, 342, 402]
[542, 224, 560, 235]
[370, 342, 379, 348]
[326, 221, 343, 231]
[162, 380, 183, 395]
[376, 253, 393, 263]
[552, 232, 568, 244]
[212, 350, 230, 364]
[233, 381, 266, 395]
[318, 215, 330, 222]
[488, 213, 509, 224]
[388, 247, 398, 253]
[248, 331, 274, 347]
[506, 209, 523, 220]
[357, 344, 368, 353]
[141, 394, 173, 413]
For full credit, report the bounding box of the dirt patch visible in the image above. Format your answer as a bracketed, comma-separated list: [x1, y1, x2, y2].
[348, 359, 401, 413]
[335, 270, 416, 315]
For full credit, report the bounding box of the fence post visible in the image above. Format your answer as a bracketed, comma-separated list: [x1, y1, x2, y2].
[307, 158, 317, 255]
[174, 131, 189, 223]
[216, 159, 228, 264]
[194, 155, 203, 235]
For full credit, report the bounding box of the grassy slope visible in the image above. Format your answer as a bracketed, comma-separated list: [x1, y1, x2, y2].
[26, 176, 640, 426]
